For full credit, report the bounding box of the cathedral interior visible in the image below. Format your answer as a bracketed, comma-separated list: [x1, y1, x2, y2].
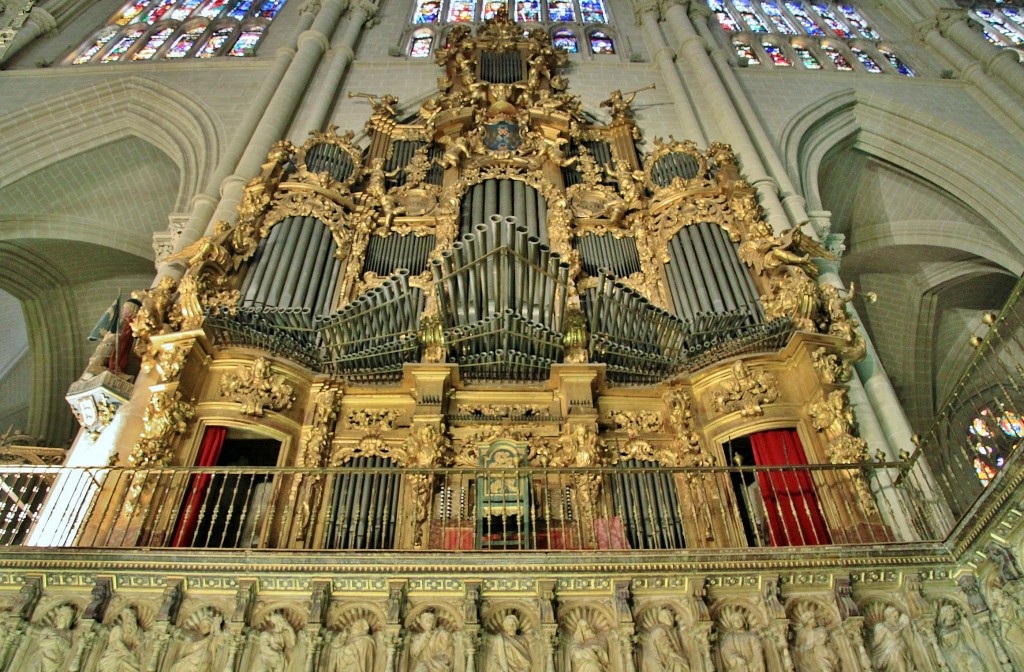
[1, 0, 1024, 670]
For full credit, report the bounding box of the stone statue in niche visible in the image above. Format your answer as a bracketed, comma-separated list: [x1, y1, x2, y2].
[934, 603, 983, 672]
[252, 612, 297, 672]
[869, 606, 913, 672]
[789, 603, 838, 672]
[28, 603, 76, 672]
[326, 618, 376, 672]
[638, 607, 690, 672]
[988, 586, 1024, 671]
[98, 607, 145, 672]
[716, 606, 765, 672]
[483, 613, 532, 672]
[567, 619, 609, 672]
[409, 611, 454, 672]
[169, 611, 226, 672]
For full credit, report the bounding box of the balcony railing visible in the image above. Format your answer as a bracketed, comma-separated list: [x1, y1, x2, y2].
[0, 461, 924, 551]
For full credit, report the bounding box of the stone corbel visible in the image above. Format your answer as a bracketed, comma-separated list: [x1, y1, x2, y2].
[65, 371, 133, 441]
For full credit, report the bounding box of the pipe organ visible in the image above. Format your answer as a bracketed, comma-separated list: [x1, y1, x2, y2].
[125, 16, 884, 561]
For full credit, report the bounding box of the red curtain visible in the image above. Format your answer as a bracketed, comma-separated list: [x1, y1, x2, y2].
[749, 429, 831, 546]
[172, 426, 226, 547]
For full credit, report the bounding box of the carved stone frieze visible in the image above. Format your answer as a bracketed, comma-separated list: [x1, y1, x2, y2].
[708, 360, 779, 418]
[219, 357, 294, 417]
[456, 404, 548, 417]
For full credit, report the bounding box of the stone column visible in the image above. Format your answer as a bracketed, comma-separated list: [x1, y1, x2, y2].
[919, 19, 1024, 133]
[289, 0, 378, 141]
[635, 2, 707, 146]
[660, 0, 790, 233]
[938, 9, 1024, 100]
[690, 6, 810, 230]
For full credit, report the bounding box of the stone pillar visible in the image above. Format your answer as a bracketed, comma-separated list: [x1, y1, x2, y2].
[691, 6, 809, 230]
[635, 3, 706, 146]
[939, 9, 1024, 100]
[919, 19, 1024, 133]
[660, 0, 790, 234]
[289, 0, 378, 141]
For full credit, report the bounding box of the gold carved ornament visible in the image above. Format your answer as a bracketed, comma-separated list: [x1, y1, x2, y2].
[219, 357, 295, 417]
[805, 389, 876, 514]
[708, 360, 779, 418]
[130, 390, 195, 467]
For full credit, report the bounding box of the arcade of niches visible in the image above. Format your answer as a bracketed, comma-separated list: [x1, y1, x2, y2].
[5, 16, 1024, 672]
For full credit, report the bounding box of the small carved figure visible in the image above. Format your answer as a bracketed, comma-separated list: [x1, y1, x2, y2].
[869, 606, 913, 672]
[638, 608, 690, 672]
[568, 619, 609, 672]
[326, 618, 376, 672]
[170, 612, 225, 672]
[716, 607, 765, 672]
[252, 612, 297, 672]
[599, 86, 654, 121]
[484, 614, 531, 672]
[409, 611, 454, 672]
[987, 543, 1023, 583]
[349, 92, 399, 118]
[29, 604, 76, 672]
[989, 587, 1024, 671]
[935, 604, 983, 672]
[98, 607, 144, 672]
[790, 604, 837, 672]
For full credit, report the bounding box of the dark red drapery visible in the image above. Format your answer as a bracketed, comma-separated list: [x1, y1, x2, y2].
[749, 429, 831, 546]
[172, 426, 226, 547]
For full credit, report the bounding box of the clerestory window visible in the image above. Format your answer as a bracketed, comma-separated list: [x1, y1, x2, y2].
[968, 2, 1024, 58]
[405, 0, 615, 58]
[68, 0, 286, 64]
[707, 0, 914, 75]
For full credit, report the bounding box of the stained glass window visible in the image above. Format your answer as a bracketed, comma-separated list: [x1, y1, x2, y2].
[548, 0, 575, 21]
[196, 26, 233, 56]
[761, 1, 796, 33]
[407, 0, 611, 55]
[409, 29, 433, 56]
[836, 4, 877, 39]
[227, 0, 254, 20]
[974, 457, 997, 486]
[589, 30, 614, 53]
[579, 0, 606, 23]
[762, 40, 792, 65]
[257, 0, 285, 18]
[230, 26, 265, 55]
[74, 0, 283, 63]
[516, 0, 541, 21]
[74, 29, 119, 63]
[198, 0, 229, 18]
[821, 44, 852, 69]
[974, 8, 1024, 46]
[850, 46, 881, 72]
[879, 47, 912, 76]
[447, 0, 476, 21]
[553, 29, 578, 52]
[171, 0, 203, 20]
[1003, 6, 1024, 26]
[1000, 411, 1024, 437]
[115, 0, 149, 25]
[733, 39, 760, 64]
[164, 24, 206, 57]
[481, 0, 506, 20]
[709, 0, 740, 31]
[784, 2, 823, 35]
[794, 45, 820, 68]
[142, 0, 176, 24]
[812, 4, 848, 36]
[968, 407, 1022, 487]
[133, 27, 175, 59]
[101, 29, 144, 61]
[733, 0, 769, 32]
[414, 0, 442, 22]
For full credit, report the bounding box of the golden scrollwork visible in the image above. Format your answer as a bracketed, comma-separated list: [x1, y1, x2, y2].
[456, 404, 547, 417]
[347, 408, 399, 432]
[130, 277, 178, 359]
[301, 386, 340, 467]
[219, 357, 295, 417]
[811, 347, 845, 385]
[130, 390, 195, 467]
[818, 283, 866, 366]
[562, 308, 589, 363]
[418, 313, 447, 364]
[609, 410, 662, 436]
[708, 360, 779, 418]
[806, 388, 875, 514]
